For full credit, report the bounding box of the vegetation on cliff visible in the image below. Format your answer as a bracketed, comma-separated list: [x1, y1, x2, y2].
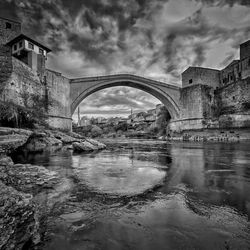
[0, 91, 51, 128]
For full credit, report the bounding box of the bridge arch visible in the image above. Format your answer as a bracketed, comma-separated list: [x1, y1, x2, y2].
[70, 74, 181, 119]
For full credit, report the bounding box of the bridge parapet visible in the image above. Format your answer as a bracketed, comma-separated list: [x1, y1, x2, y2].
[70, 73, 181, 90]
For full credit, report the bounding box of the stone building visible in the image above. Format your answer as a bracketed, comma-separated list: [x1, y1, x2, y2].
[6, 34, 51, 76]
[170, 39, 250, 137]
[181, 67, 220, 88]
[0, 17, 21, 44]
[79, 116, 91, 126]
[181, 40, 250, 89]
[0, 16, 71, 131]
[220, 40, 250, 87]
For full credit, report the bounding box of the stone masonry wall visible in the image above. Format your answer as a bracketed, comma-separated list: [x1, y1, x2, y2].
[170, 78, 250, 134]
[169, 84, 215, 132]
[169, 83, 221, 133]
[0, 18, 21, 45]
[0, 45, 12, 94]
[45, 69, 71, 131]
[215, 77, 250, 128]
[180, 84, 210, 119]
[0, 56, 43, 106]
[182, 67, 220, 88]
[0, 55, 72, 131]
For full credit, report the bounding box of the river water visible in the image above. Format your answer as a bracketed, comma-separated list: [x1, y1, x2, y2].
[12, 139, 250, 250]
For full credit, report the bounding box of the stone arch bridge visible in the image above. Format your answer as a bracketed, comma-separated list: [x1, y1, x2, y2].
[70, 74, 181, 120]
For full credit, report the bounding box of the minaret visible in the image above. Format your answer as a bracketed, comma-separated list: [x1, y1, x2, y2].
[78, 106, 80, 126]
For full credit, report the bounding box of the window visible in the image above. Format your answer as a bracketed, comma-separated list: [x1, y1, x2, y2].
[232, 96, 236, 100]
[230, 75, 233, 80]
[189, 79, 193, 84]
[13, 44, 17, 51]
[28, 42, 34, 49]
[19, 41, 22, 48]
[5, 22, 12, 29]
[39, 48, 44, 55]
[239, 72, 241, 79]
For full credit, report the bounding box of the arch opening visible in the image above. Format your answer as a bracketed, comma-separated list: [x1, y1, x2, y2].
[72, 85, 172, 137]
[73, 86, 170, 121]
[71, 79, 180, 120]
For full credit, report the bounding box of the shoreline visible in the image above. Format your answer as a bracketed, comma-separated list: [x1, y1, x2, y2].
[0, 126, 106, 250]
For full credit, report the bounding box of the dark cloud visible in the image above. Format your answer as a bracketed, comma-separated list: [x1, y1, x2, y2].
[195, 0, 250, 7]
[1, 0, 250, 118]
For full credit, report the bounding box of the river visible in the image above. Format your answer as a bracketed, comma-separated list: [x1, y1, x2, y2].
[12, 139, 250, 250]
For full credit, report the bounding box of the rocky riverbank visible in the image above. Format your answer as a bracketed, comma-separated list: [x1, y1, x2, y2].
[0, 127, 106, 250]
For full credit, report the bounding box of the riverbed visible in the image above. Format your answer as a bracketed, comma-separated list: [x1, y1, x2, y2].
[12, 139, 250, 250]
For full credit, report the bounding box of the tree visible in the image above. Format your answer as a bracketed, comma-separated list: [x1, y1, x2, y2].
[91, 125, 103, 137]
[155, 106, 171, 136]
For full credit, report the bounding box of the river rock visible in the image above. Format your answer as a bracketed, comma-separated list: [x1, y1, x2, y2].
[0, 127, 32, 154]
[72, 141, 98, 152]
[49, 130, 81, 144]
[86, 138, 106, 149]
[0, 156, 60, 194]
[0, 127, 33, 136]
[0, 134, 30, 154]
[23, 132, 62, 152]
[0, 180, 36, 250]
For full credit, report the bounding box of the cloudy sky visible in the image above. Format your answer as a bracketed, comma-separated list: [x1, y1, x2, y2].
[1, 0, 250, 120]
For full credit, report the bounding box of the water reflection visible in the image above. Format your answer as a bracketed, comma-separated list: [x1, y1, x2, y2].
[72, 152, 167, 196]
[11, 140, 250, 250]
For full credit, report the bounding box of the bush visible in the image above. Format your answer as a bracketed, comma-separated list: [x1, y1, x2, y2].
[0, 101, 48, 128]
[90, 125, 103, 137]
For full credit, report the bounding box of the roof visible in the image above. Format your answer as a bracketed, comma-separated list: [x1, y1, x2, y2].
[223, 60, 240, 69]
[182, 66, 220, 74]
[5, 33, 51, 52]
[240, 39, 250, 47]
[0, 16, 21, 24]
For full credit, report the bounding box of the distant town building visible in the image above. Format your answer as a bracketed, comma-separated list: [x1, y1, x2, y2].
[80, 116, 91, 126]
[144, 113, 155, 122]
[156, 104, 164, 115]
[147, 108, 156, 116]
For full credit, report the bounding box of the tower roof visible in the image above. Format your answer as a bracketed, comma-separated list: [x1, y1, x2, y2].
[5, 33, 51, 52]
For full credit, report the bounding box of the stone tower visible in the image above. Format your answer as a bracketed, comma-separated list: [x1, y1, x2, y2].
[0, 17, 21, 45]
